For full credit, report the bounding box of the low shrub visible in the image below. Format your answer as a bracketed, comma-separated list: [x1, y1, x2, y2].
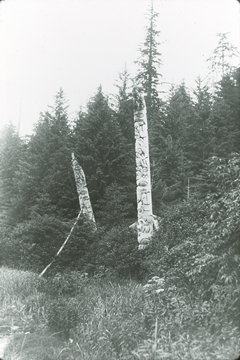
[0, 214, 98, 274]
[96, 225, 143, 280]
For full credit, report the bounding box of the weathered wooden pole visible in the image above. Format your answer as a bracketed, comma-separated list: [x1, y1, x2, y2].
[39, 154, 96, 277]
[132, 94, 159, 249]
[71, 153, 97, 230]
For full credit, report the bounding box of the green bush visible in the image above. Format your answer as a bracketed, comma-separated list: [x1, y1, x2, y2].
[190, 155, 240, 289]
[96, 225, 143, 280]
[142, 155, 240, 297]
[0, 213, 98, 274]
[141, 199, 208, 292]
[0, 214, 70, 272]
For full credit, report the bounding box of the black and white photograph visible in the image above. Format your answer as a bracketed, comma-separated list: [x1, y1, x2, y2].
[0, 0, 239, 359]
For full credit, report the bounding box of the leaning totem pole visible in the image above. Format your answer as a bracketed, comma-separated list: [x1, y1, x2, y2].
[71, 153, 97, 230]
[132, 94, 159, 249]
[39, 154, 96, 277]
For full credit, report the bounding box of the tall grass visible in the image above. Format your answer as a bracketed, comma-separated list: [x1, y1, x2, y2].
[0, 267, 239, 360]
[0, 267, 42, 299]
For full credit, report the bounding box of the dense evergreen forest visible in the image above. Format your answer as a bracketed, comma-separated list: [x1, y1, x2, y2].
[0, 6, 239, 288]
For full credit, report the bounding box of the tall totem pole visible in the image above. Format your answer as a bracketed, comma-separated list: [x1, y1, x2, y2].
[133, 94, 159, 249]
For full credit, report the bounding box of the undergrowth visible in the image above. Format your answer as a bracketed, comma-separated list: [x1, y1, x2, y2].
[0, 267, 239, 360]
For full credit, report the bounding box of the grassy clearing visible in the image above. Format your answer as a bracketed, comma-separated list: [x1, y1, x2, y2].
[0, 267, 239, 360]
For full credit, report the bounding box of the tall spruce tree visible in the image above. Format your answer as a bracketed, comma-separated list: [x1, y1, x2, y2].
[189, 78, 214, 166]
[16, 88, 77, 220]
[207, 33, 239, 91]
[182, 82, 212, 174]
[135, 1, 162, 128]
[153, 85, 195, 201]
[0, 90, 83, 270]
[151, 82, 215, 207]
[208, 33, 239, 78]
[115, 67, 135, 147]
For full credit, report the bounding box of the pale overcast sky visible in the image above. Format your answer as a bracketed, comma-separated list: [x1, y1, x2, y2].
[0, 0, 239, 136]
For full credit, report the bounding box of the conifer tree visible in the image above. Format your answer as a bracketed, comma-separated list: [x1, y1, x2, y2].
[115, 67, 135, 146]
[207, 33, 239, 90]
[16, 89, 76, 220]
[151, 83, 208, 207]
[0, 123, 26, 225]
[216, 67, 240, 154]
[193, 77, 212, 122]
[209, 69, 240, 157]
[208, 33, 239, 77]
[188, 78, 214, 166]
[135, 1, 162, 128]
[73, 86, 135, 223]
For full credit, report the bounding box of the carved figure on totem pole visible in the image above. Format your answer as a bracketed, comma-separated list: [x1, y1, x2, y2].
[131, 93, 159, 249]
